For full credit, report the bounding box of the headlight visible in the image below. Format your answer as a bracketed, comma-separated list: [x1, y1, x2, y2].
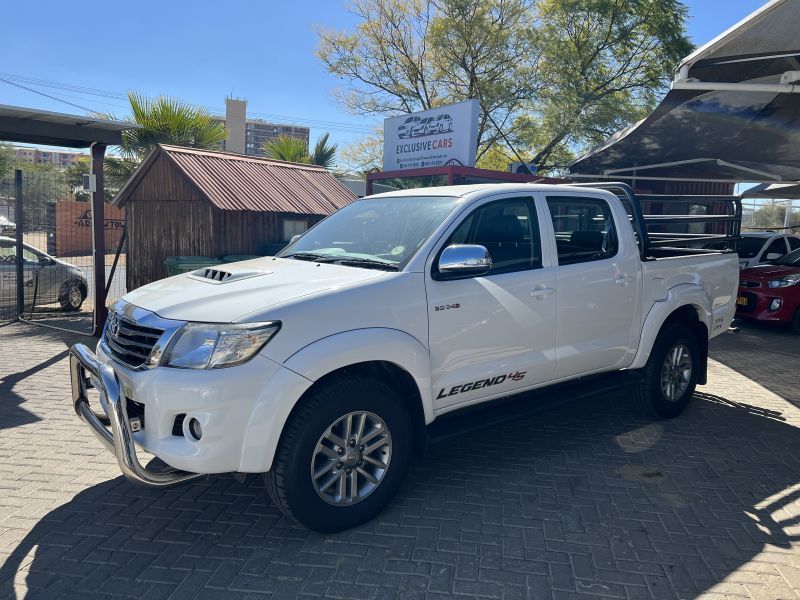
[164, 322, 280, 369]
[768, 275, 800, 288]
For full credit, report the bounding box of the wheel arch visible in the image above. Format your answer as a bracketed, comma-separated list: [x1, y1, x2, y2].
[629, 285, 711, 382]
[281, 360, 428, 458]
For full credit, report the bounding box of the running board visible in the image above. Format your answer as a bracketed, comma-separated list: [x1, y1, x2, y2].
[426, 371, 643, 445]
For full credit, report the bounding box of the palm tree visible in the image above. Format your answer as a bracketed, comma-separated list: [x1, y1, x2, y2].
[98, 92, 227, 188]
[310, 133, 338, 170]
[263, 136, 309, 163]
[263, 132, 338, 169]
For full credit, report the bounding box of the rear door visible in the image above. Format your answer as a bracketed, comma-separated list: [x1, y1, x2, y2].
[539, 192, 641, 380]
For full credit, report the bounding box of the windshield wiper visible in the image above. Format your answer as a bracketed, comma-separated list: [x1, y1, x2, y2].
[283, 252, 338, 262]
[331, 257, 399, 271]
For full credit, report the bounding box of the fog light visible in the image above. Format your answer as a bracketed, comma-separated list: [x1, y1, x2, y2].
[770, 298, 782, 311]
[188, 418, 203, 440]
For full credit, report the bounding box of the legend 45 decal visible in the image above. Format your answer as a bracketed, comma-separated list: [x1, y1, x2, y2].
[436, 371, 526, 400]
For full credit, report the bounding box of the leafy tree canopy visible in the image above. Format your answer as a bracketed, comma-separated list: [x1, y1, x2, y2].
[318, 0, 692, 173]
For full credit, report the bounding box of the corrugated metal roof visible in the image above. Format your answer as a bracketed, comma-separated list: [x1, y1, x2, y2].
[116, 144, 356, 215]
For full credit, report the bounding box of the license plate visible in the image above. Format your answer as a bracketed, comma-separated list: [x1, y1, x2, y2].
[736, 296, 748, 306]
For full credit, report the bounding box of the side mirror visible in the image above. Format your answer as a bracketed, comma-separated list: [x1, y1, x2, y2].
[289, 234, 302, 244]
[765, 252, 782, 261]
[436, 244, 491, 279]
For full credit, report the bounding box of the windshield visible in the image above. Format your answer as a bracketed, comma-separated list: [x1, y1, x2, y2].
[738, 236, 770, 258]
[279, 196, 462, 269]
[772, 248, 800, 266]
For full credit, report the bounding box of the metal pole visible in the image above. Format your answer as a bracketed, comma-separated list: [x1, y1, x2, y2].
[14, 169, 23, 318]
[91, 143, 107, 336]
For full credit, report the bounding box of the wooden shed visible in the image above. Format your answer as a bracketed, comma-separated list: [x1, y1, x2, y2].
[113, 144, 357, 290]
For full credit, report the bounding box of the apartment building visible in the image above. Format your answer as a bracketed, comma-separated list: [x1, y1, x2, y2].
[215, 98, 309, 157]
[13, 146, 85, 167]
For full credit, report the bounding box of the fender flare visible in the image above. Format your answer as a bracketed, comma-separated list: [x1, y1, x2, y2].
[284, 327, 433, 422]
[239, 328, 432, 473]
[628, 284, 712, 371]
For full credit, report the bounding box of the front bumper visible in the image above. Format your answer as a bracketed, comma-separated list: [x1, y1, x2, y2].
[735, 287, 798, 324]
[70, 343, 204, 488]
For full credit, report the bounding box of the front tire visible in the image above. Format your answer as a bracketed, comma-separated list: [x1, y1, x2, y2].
[266, 375, 412, 532]
[634, 323, 700, 418]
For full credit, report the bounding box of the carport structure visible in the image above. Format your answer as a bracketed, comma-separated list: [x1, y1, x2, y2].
[0, 104, 138, 335]
[570, 0, 800, 185]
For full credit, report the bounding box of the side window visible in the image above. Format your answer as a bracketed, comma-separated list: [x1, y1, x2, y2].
[789, 237, 800, 251]
[0, 242, 13, 263]
[443, 197, 541, 275]
[762, 238, 787, 261]
[546, 196, 618, 266]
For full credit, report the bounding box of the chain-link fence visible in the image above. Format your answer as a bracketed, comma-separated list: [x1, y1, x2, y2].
[0, 168, 126, 333]
[741, 198, 799, 233]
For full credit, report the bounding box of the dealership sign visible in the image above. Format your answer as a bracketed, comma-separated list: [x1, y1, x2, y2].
[383, 100, 479, 171]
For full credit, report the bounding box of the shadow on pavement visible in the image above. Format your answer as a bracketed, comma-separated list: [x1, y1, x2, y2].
[2, 388, 799, 599]
[710, 322, 800, 407]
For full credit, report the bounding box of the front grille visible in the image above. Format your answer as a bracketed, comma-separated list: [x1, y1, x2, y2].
[126, 397, 145, 428]
[740, 280, 761, 288]
[105, 315, 164, 369]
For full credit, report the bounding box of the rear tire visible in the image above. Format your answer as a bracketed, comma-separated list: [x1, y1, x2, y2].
[633, 323, 700, 419]
[59, 280, 86, 311]
[792, 308, 800, 334]
[266, 375, 412, 532]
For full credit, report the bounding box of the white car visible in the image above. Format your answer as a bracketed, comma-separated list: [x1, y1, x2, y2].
[737, 232, 800, 269]
[69, 183, 739, 532]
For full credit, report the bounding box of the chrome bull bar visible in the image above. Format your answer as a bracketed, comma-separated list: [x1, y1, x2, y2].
[69, 343, 203, 488]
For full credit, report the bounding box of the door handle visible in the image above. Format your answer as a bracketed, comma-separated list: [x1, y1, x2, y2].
[615, 274, 632, 286]
[530, 286, 555, 299]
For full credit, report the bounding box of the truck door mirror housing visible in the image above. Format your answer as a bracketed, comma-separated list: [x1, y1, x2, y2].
[765, 252, 782, 261]
[436, 244, 492, 279]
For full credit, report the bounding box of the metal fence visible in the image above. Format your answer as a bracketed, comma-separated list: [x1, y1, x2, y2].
[0, 168, 126, 333]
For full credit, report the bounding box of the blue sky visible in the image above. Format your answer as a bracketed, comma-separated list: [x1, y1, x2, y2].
[0, 0, 768, 151]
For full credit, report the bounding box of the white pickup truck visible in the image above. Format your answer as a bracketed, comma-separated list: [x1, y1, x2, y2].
[70, 183, 740, 532]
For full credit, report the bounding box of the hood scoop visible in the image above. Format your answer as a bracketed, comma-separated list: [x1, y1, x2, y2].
[190, 266, 271, 284]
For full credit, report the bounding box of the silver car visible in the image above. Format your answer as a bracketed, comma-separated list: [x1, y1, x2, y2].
[0, 236, 88, 311]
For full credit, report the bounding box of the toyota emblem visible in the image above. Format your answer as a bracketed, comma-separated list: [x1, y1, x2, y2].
[108, 313, 120, 337]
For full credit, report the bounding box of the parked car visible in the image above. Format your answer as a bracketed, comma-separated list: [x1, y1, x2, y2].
[69, 183, 739, 532]
[397, 116, 421, 139]
[0, 236, 88, 310]
[0, 215, 15, 235]
[737, 248, 800, 332]
[736, 231, 800, 269]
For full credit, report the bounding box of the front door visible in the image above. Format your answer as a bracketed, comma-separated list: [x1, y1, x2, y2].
[541, 193, 641, 379]
[0, 239, 37, 306]
[426, 195, 557, 410]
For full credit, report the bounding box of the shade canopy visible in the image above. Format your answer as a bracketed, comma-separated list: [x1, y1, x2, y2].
[740, 182, 800, 199]
[570, 0, 800, 183]
[0, 104, 138, 148]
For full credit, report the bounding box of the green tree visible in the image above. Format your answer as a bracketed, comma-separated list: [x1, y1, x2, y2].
[310, 133, 338, 170]
[264, 136, 309, 163]
[263, 133, 338, 169]
[317, 0, 692, 173]
[98, 92, 227, 188]
[0, 143, 13, 180]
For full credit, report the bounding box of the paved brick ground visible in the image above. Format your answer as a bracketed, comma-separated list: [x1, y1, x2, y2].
[1, 320, 799, 599]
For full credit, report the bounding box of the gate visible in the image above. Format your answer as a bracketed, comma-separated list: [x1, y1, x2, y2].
[0, 168, 126, 334]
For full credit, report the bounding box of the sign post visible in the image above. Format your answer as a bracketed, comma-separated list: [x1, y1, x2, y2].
[383, 100, 480, 172]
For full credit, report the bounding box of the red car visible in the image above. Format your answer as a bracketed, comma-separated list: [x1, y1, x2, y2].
[737, 248, 800, 332]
